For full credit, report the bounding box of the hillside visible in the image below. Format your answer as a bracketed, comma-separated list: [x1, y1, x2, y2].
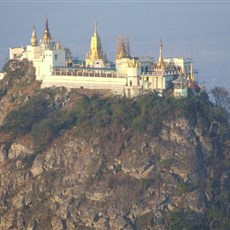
[0, 60, 230, 230]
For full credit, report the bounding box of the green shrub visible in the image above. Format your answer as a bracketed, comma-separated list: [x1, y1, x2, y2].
[2, 96, 49, 134]
[32, 109, 77, 152]
[167, 209, 204, 230]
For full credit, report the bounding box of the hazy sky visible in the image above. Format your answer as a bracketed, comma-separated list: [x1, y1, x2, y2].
[0, 1, 229, 90]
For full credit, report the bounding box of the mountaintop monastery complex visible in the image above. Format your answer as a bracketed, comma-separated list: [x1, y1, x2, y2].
[8, 19, 202, 98]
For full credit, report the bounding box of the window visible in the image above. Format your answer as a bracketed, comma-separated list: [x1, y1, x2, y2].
[54, 54, 58, 60]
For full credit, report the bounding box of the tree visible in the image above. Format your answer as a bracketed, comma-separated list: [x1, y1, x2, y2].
[210, 87, 230, 112]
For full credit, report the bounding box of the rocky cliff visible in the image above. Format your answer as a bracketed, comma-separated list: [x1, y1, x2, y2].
[0, 60, 229, 230]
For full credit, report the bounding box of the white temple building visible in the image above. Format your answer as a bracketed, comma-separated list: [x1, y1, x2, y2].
[9, 19, 200, 98]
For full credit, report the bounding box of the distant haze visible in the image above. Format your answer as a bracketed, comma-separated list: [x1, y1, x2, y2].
[0, 1, 229, 90]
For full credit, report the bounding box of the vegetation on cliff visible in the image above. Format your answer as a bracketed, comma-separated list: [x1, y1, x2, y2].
[0, 60, 229, 229]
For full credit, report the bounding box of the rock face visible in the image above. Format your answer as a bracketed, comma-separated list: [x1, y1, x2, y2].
[0, 117, 229, 230]
[0, 60, 229, 229]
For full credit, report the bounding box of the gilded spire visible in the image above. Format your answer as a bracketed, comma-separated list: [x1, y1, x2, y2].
[94, 21, 98, 36]
[42, 18, 52, 43]
[159, 38, 163, 64]
[87, 21, 103, 60]
[116, 35, 129, 59]
[156, 38, 165, 69]
[30, 25, 37, 46]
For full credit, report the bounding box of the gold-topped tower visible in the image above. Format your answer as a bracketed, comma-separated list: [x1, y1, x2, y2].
[41, 18, 52, 43]
[116, 36, 130, 59]
[30, 26, 37, 46]
[86, 21, 106, 67]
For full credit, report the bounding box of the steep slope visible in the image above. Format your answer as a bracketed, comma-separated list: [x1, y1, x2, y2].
[0, 60, 229, 230]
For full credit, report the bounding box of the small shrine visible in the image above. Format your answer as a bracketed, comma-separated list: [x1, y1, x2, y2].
[172, 73, 190, 97]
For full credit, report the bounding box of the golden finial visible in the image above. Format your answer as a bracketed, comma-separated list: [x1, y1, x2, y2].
[56, 41, 62, 49]
[155, 37, 165, 70]
[31, 25, 37, 46]
[46, 18, 49, 29]
[94, 21, 97, 36]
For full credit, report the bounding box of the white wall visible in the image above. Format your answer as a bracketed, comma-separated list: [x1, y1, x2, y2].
[27, 45, 41, 60]
[41, 75, 126, 95]
[35, 49, 66, 80]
